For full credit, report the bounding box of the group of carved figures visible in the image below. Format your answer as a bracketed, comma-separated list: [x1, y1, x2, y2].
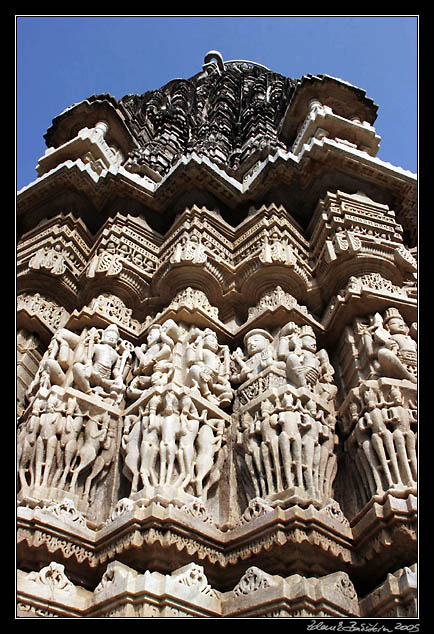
[17, 391, 116, 503]
[347, 383, 417, 505]
[17, 305, 417, 512]
[238, 392, 337, 502]
[17, 318, 233, 502]
[122, 389, 226, 500]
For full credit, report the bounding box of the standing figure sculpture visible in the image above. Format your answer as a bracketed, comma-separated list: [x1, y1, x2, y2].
[387, 385, 417, 485]
[51, 396, 84, 491]
[158, 391, 182, 486]
[17, 397, 43, 490]
[257, 398, 281, 495]
[194, 416, 225, 498]
[277, 392, 303, 490]
[176, 395, 202, 489]
[357, 385, 399, 493]
[121, 413, 143, 494]
[33, 392, 63, 489]
[299, 399, 326, 499]
[239, 411, 264, 498]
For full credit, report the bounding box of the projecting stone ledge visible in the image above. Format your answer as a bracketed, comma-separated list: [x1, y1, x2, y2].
[17, 498, 354, 593]
[17, 559, 361, 618]
[17, 556, 417, 618]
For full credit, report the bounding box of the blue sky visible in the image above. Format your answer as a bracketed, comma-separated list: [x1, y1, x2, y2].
[16, 16, 418, 191]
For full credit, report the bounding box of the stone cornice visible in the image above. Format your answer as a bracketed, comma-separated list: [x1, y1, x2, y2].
[17, 138, 417, 238]
[17, 489, 416, 595]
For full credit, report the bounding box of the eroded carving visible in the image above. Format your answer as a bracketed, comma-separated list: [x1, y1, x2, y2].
[233, 566, 277, 596]
[121, 388, 227, 502]
[18, 387, 119, 505]
[29, 243, 69, 276]
[345, 381, 417, 503]
[232, 321, 338, 509]
[27, 561, 74, 593]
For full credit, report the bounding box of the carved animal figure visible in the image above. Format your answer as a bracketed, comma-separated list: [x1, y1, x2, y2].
[121, 414, 142, 494]
[83, 417, 117, 502]
[69, 414, 108, 495]
[194, 419, 224, 497]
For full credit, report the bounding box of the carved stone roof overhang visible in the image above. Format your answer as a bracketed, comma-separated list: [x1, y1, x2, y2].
[43, 94, 138, 158]
[279, 73, 379, 142]
[17, 137, 417, 239]
[19, 52, 415, 241]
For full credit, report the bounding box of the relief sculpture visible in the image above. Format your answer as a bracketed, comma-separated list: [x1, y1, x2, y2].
[346, 380, 417, 506]
[29, 243, 68, 276]
[17, 388, 119, 505]
[120, 319, 231, 508]
[26, 324, 133, 407]
[232, 320, 338, 509]
[338, 307, 418, 511]
[18, 317, 233, 516]
[121, 389, 226, 502]
[351, 308, 417, 385]
[185, 327, 232, 407]
[17, 324, 134, 514]
[72, 324, 132, 402]
[371, 308, 417, 383]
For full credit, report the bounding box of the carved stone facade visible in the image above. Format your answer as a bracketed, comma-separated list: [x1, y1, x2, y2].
[17, 52, 417, 618]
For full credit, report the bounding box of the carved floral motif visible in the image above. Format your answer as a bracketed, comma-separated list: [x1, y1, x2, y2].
[233, 566, 277, 596]
[27, 562, 74, 593]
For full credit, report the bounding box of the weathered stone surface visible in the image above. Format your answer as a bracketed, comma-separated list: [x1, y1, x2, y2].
[17, 559, 361, 618]
[16, 51, 417, 618]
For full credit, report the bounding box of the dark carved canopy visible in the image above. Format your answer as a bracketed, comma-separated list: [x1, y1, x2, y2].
[119, 58, 298, 177]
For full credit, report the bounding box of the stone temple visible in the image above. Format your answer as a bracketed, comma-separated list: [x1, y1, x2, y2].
[16, 51, 417, 618]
